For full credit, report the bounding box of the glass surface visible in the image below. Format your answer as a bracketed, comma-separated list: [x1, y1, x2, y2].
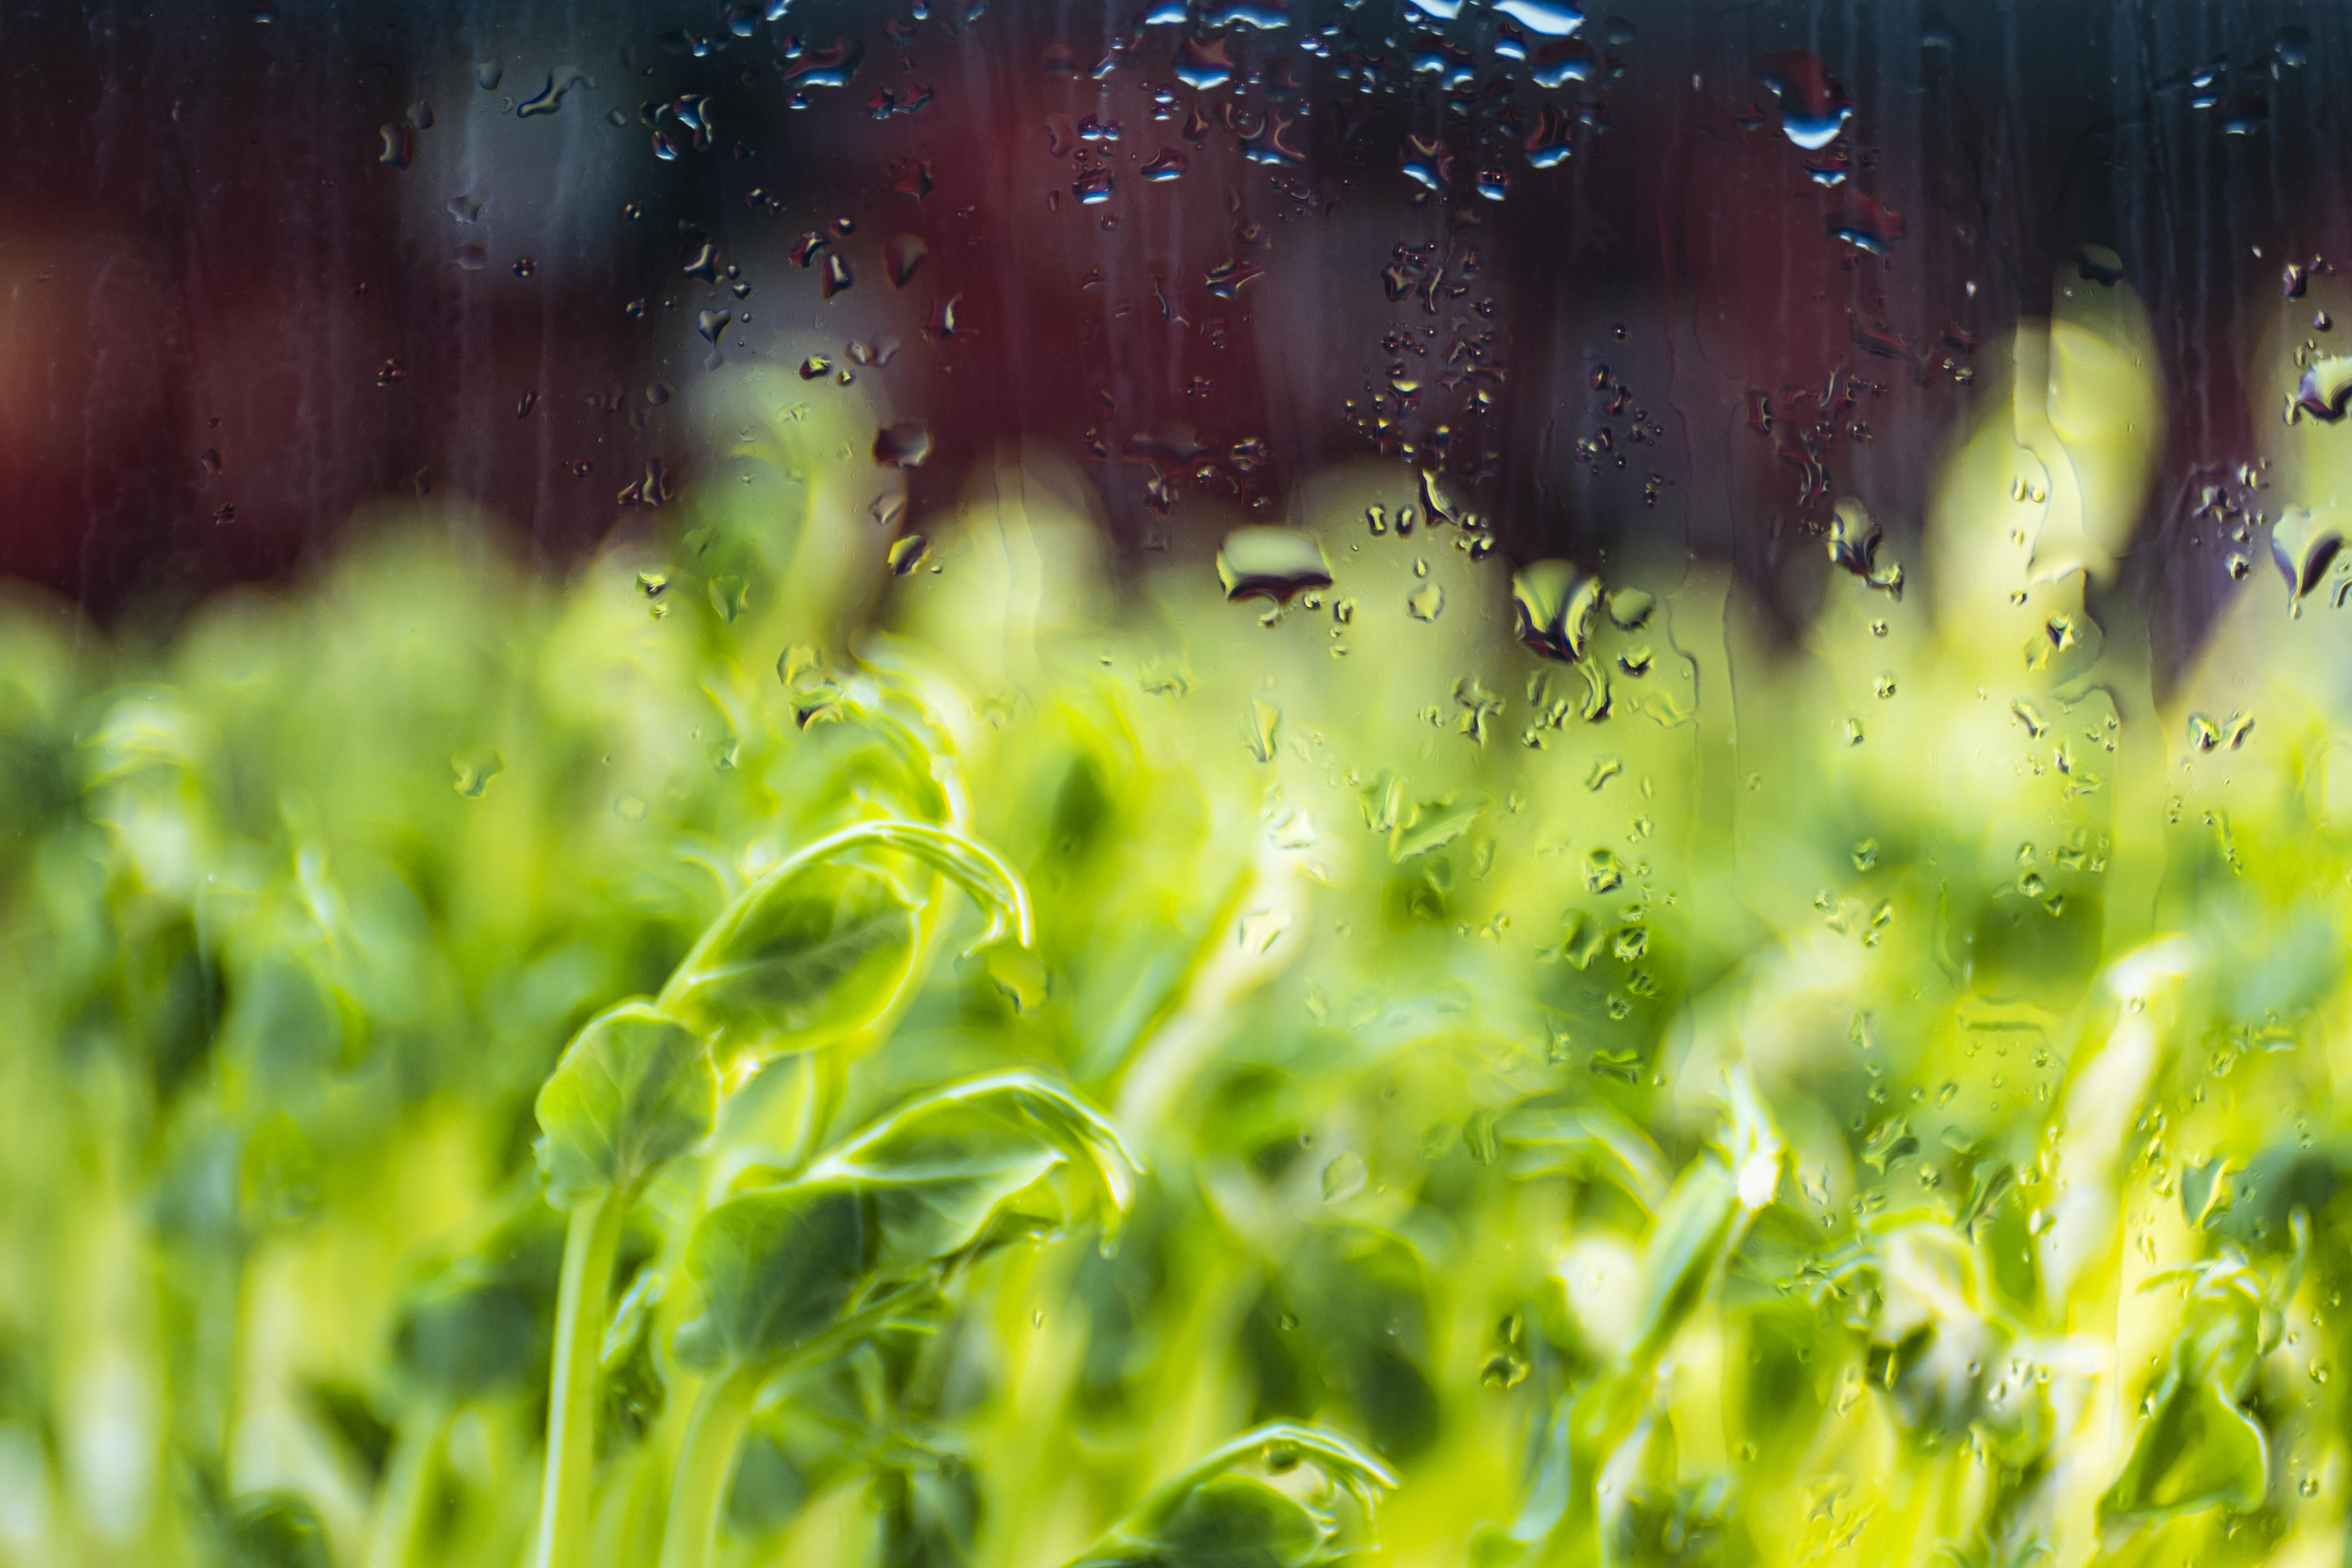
[4, 4, 2350, 1566]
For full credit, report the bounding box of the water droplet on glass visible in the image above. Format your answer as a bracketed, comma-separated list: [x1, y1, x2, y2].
[1407, 581, 1446, 621]
[1757, 51, 1854, 150]
[873, 420, 933, 468]
[1321, 1151, 1368, 1202]
[2272, 504, 2345, 597]
[1216, 527, 1333, 604]
[1607, 588, 1654, 629]
[1174, 35, 1235, 90]
[2294, 358, 2352, 422]
[1141, 149, 1188, 182]
[887, 533, 929, 574]
[1511, 560, 1604, 662]
[474, 59, 504, 90]
[697, 308, 731, 345]
[451, 749, 505, 798]
[884, 234, 927, 288]
[1237, 905, 1292, 952]
[1243, 698, 1280, 763]
[821, 253, 855, 297]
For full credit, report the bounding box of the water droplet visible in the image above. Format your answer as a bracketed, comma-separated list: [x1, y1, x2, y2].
[1407, 582, 1446, 621]
[821, 253, 855, 297]
[1585, 848, 1625, 893]
[1141, 149, 1188, 182]
[1757, 51, 1854, 150]
[1852, 838, 1879, 871]
[1203, 259, 1263, 297]
[2077, 243, 2125, 286]
[1215, 527, 1333, 604]
[1481, 1351, 1530, 1389]
[887, 533, 929, 574]
[2219, 94, 2269, 136]
[1494, 0, 1585, 35]
[615, 795, 648, 822]
[2294, 358, 2352, 422]
[1606, 588, 1654, 629]
[696, 308, 730, 344]
[1321, 1151, 1368, 1202]
[1242, 698, 1281, 763]
[451, 748, 505, 797]
[2272, 504, 2345, 596]
[516, 68, 592, 119]
[377, 123, 414, 169]
[474, 58, 504, 90]
[1510, 560, 1603, 661]
[447, 188, 487, 223]
[873, 421, 933, 468]
[1073, 167, 1115, 205]
[1174, 34, 1235, 90]
[884, 234, 927, 288]
[1237, 905, 1292, 952]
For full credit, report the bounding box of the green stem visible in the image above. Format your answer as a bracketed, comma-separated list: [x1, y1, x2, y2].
[530, 1189, 630, 1568]
[656, 1363, 766, 1568]
[365, 1404, 448, 1568]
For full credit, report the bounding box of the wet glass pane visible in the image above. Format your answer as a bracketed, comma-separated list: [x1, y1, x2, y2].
[6, 3, 2352, 1566]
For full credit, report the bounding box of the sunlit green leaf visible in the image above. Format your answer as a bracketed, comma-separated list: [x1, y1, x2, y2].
[533, 1002, 717, 1207]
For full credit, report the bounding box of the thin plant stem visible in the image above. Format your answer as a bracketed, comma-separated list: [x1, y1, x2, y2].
[655, 1363, 765, 1568]
[528, 1189, 629, 1568]
[365, 1403, 449, 1568]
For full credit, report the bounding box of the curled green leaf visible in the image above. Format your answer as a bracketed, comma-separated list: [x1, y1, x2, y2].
[1497, 1105, 1669, 1213]
[533, 1003, 718, 1208]
[676, 1073, 1136, 1373]
[804, 1071, 1141, 1248]
[2095, 1372, 2267, 1531]
[1067, 1423, 1398, 1568]
[659, 820, 1034, 1060]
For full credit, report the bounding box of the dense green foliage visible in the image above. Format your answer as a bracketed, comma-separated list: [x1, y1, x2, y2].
[5, 282, 2352, 1568]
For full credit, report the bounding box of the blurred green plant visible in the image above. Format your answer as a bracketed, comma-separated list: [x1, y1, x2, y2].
[3, 276, 2352, 1568]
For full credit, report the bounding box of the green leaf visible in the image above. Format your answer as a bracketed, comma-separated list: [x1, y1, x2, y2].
[803, 1072, 1141, 1266]
[672, 1182, 873, 1370]
[1067, 1424, 1398, 1568]
[1623, 1071, 1782, 1364]
[2095, 1372, 2268, 1530]
[677, 1074, 1139, 1371]
[1626, 1156, 1738, 1366]
[533, 1003, 718, 1207]
[1497, 1105, 1669, 1213]
[660, 820, 1034, 1060]
[393, 1207, 564, 1403]
[222, 1493, 334, 1568]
